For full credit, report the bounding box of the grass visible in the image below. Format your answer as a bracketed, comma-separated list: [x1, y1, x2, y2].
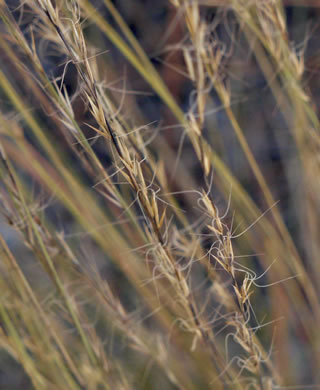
[0, 0, 320, 389]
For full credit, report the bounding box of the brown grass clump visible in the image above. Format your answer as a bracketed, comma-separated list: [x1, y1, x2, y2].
[0, 0, 320, 389]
